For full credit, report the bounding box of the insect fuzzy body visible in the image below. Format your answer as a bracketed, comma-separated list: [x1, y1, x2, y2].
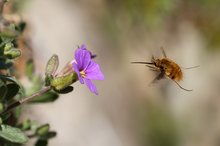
[132, 47, 197, 91]
[153, 57, 183, 82]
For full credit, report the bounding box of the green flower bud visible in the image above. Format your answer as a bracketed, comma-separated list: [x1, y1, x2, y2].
[36, 124, 49, 136]
[4, 43, 14, 51]
[51, 72, 78, 91]
[4, 49, 21, 59]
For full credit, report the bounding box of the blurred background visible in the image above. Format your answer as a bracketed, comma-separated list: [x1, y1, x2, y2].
[7, 0, 220, 145]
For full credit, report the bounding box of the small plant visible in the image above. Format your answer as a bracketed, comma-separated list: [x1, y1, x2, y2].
[0, 1, 104, 145]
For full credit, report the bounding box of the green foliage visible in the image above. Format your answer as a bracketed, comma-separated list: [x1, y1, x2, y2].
[51, 73, 77, 91]
[0, 1, 62, 145]
[140, 102, 179, 146]
[30, 91, 59, 103]
[0, 124, 28, 144]
[4, 83, 20, 101]
[45, 54, 59, 77]
[0, 1, 81, 145]
[36, 124, 50, 136]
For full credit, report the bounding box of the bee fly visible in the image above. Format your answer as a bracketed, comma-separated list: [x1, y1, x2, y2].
[132, 47, 199, 91]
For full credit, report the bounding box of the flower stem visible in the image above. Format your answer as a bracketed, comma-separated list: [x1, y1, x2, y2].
[1, 86, 52, 115]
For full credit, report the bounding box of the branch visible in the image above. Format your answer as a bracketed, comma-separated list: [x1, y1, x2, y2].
[1, 86, 52, 115]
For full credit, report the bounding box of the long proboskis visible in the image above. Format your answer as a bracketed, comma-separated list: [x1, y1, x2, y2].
[131, 61, 154, 65]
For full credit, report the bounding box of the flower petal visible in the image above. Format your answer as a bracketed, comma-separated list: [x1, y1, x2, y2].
[85, 78, 98, 95]
[72, 63, 84, 84]
[74, 47, 91, 70]
[85, 60, 104, 80]
[79, 44, 87, 50]
[79, 44, 96, 59]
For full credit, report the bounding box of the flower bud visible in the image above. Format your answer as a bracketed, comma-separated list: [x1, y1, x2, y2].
[4, 43, 14, 51]
[4, 49, 21, 59]
[36, 124, 49, 136]
[51, 72, 78, 91]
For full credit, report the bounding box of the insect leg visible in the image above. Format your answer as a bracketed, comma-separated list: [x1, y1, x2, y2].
[151, 55, 156, 62]
[181, 65, 200, 70]
[160, 47, 167, 58]
[172, 80, 193, 91]
[146, 65, 159, 72]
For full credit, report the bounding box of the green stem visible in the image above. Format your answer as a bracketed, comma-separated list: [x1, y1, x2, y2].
[0, 86, 52, 115]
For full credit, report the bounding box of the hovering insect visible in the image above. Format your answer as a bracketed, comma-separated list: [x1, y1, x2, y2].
[132, 47, 199, 91]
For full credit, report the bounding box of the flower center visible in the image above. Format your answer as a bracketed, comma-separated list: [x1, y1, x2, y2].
[80, 71, 86, 78]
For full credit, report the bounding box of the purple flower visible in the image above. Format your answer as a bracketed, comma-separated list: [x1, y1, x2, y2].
[72, 45, 104, 95]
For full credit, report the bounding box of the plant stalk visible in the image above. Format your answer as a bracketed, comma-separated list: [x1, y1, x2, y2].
[1, 86, 52, 115]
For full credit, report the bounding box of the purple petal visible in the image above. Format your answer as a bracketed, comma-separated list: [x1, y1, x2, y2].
[85, 78, 98, 95]
[72, 63, 84, 84]
[85, 60, 104, 80]
[79, 44, 96, 59]
[74, 48, 91, 70]
[79, 44, 87, 50]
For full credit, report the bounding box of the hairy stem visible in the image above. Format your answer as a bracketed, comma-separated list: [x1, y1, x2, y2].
[1, 86, 52, 115]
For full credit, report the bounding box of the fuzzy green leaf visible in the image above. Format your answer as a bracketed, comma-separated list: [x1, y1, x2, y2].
[35, 139, 48, 146]
[0, 79, 7, 101]
[19, 119, 31, 131]
[0, 75, 20, 84]
[0, 58, 13, 69]
[5, 83, 20, 101]
[36, 124, 49, 136]
[55, 86, 74, 94]
[45, 54, 59, 77]
[40, 131, 57, 140]
[0, 124, 28, 144]
[30, 92, 59, 103]
[4, 48, 21, 59]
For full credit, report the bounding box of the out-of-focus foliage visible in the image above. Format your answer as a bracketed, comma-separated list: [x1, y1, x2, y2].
[139, 101, 179, 146]
[102, 0, 220, 50]
[0, 1, 57, 145]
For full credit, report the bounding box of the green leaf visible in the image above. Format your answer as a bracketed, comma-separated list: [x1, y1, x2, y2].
[30, 92, 59, 103]
[0, 75, 20, 84]
[25, 59, 35, 80]
[40, 131, 56, 140]
[0, 103, 4, 113]
[0, 25, 19, 38]
[1, 113, 11, 122]
[0, 58, 13, 69]
[4, 48, 21, 59]
[0, 117, 2, 125]
[0, 124, 28, 144]
[5, 83, 20, 101]
[19, 119, 31, 131]
[4, 42, 14, 51]
[0, 79, 7, 101]
[16, 21, 26, 33]
[55, 86, 74, 94]
[45, 54, 59, 76]
[35, 139, 48, 146]
[45, 75, 53, 86]
[36, 124, 49, 136]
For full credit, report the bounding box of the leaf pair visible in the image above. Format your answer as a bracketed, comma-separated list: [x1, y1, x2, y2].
[45, 55, 75, 93]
